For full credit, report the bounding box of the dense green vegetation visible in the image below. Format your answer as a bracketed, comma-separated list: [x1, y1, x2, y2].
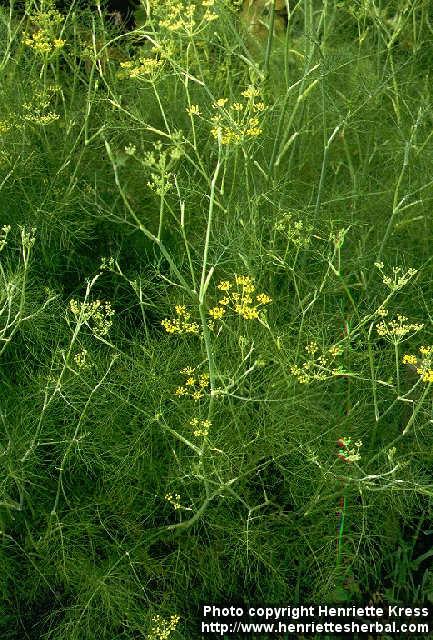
[1, 0, 433, 637]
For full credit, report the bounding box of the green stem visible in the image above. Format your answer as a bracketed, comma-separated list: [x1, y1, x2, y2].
[336, 493, 346, 572]
[199, 147, 222, 300]
[197, 147, 222, 496]
[314, 124, 341, 217]
[263, 0, 276, 78]
[394, 341, 400, 396]
[157, 171, 165, 242]
[367, 323, 379, 435]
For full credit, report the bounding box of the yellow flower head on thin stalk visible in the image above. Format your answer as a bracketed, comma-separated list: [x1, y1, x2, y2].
[273, 212, 313, 248]
[69, 299, 115, 337]
[241, 86, 261, 99]
[21, 86, 61, 127]
[160, 3, 196, 32]
[209, 306, 225, 319]
[374, 262, 418, 291]
[189, 417, 211, 437]
[255, 293, 272, 305]
[376, 305, 388, 317]
[210, 88, 266, 146]
[174, 368, 210, 400]
[209, 275, 272, 323]
[23, 30, 65, 56]
[164, 492, 181, 509]
[403, 346, 433, 383]
[148, 0, 219, 34]
[161, 305, 200, 335]
[73, 349, 89, 369]
[290, 341, 344, 384]
[22, 6, 65, 58]
[376, 315, 424, 342]
[217, 280, 231, 291]
[186, 104, 201, 116]
[148, 614, 180, 640]
[118, 57, 164, 80]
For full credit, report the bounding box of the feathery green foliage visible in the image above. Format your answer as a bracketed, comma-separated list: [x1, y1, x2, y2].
[1, 0, 433, 637]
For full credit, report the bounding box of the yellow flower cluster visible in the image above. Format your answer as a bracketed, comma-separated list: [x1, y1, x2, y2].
[22, 86, 61, 127]
[403, 346, 433, 383]
[203, 0, 219, 23]
[161, 305, 199, 335]
[23, 30, 65, 55]
[23, 112, 60, 125]
[186, 104, 201, 116]
[274, 212, 313, 248]
[376, 305, 388, 317]
[118, 57, 163, 80]
[241, 86, 261, 99]
[210, 88, 266, 145]
[161, 3, 196, 31]
[208, 275, 272, 321]
[290, 341, 344, 384]
[174, 367, 210, 400]
[374, 262, 418, 291]
[73, 349, 89, 369]
[376, 315, 424, 342]
[149, 614, 181, 640]
[150, 38, 177, 60]
[0, 121, 11, 135]
[164, 493, 181, 509]
[22, 6, 65, 57]
[189, 417, 211, 436]
[69, 299, 115, 337]
[150, 0, 218, 33]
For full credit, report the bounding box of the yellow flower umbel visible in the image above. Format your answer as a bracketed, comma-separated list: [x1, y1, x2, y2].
[174, 367, 210, 401]
[147, 0, 219, 35]
[273, 212, 313, 248]
[148, 614, 180, 640]
[0, 120, 11, 135]
[189, 417, 211, 437]
[22, 5, 65, 58]
[402, 354, 418, 366]
[69, 299, 115, 338]
[164, 493, 181, 509]
[376, 315, 424, 343]
[290, 341, 344, 384]
[374, 262, 418, 291]
[186, 104, 201, 116]
[403, 346, 433, 383]
[118, 57, 164, 81]
[210, 87, 267, 146]
[209, 306, 225, 320]
[160, 3, 196, 33]
[73, 349, 89, 369]
[209, 275, 272, 323]
[23, 30, 65, 56]
[21, 86, 61, 127]
[161, 305, 200, 335]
